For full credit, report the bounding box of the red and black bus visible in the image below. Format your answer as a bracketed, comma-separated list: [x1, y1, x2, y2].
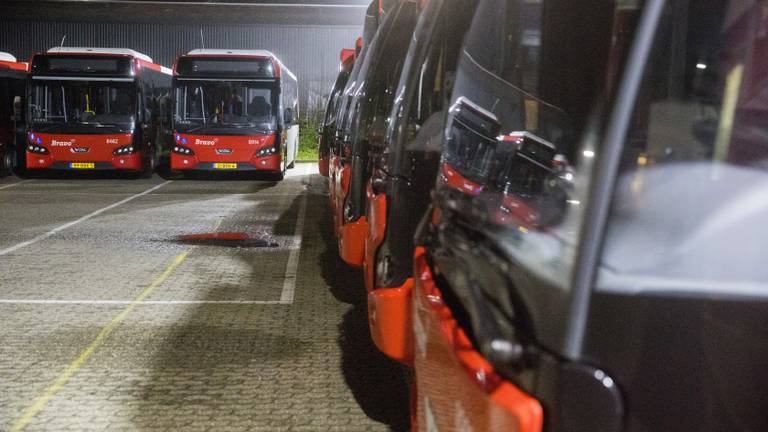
[171, 50, 299, 180]
[318, 44, 359, 178]
[25, 47, 171, 176]
[332, 0, 420, 266]
[410, 0, 768, 430]
[362, 0, 480, 364]
[328, 0, 383, 222]
[0, 52, 27, 177]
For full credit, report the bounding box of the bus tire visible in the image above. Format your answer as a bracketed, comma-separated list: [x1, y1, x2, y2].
[13, 147, 26, 177]
[0, 148, 14, 178]
[141, 145, 159, 179]
[270, 170, 285, 181]
[165, 170, 184, 180]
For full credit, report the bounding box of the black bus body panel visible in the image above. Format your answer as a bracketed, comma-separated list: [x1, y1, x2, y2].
[344, 0, 419, 224]
[418, 0, 768, 429]
[375, 0, 479, 288]
[0, 67, 26, 175]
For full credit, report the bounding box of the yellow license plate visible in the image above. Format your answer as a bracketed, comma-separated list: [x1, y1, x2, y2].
[70, 162, 95, 169]
[213, 163, 238, 169]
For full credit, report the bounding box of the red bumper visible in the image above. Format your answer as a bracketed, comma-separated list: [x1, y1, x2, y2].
[26, 152, 143, 171]
[368, 278, 414, 365]
[170, 153, 281, 171]
[339, 216, 367, 267]
[412, 247, 543, 432]
[319, 155, 330, 177]
[364, 183, 387, 292]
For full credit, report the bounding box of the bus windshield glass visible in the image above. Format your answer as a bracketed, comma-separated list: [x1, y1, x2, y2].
[28, 80, 136, 133]
[174, 80, 277, 134]
[600, 0, 768, 293]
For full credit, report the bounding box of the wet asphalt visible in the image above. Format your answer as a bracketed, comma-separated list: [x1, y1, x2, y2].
[0, 164, 409, 431]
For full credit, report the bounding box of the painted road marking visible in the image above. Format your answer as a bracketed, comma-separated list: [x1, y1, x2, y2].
[280, 192, 307, 303]
[0, 181, 171, 257]
[0, 300, 291, 305]
[0, 192, 305, 197]
[10, 249, 190, 432]
[1, 191, 306, 306]
[0, 179, 33, 190]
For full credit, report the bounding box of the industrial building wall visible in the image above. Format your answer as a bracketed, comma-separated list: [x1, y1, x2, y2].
[0, 21, 362, 117]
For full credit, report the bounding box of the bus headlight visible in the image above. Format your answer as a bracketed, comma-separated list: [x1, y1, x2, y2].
[256, 147, 278, 157]
[172, 146, 194, 156]
[27, 145, 49, 154]
[112, 145, 136, 155]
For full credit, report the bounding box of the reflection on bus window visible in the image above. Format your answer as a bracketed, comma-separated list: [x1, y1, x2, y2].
[29, 81, 136, 130]
[435, 0, 635, 288]
[601, 0, 768, 291]
[174, 81, 277, 133]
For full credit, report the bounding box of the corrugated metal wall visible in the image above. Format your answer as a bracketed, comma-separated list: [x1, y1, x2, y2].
[0, 21, 362, 118]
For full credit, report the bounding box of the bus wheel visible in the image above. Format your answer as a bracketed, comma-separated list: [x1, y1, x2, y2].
[0, 149, 14, 178]
[271, 146, 287, 181]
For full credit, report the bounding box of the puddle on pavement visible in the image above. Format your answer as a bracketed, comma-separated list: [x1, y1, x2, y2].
[176, 232, 279, 248]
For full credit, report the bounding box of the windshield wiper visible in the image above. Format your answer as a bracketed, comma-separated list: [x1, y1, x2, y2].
[184, 124, 212, 133]
[79, 122, 123, 128]
[183, 123, 274, 134]
[32, 124, 62, 133]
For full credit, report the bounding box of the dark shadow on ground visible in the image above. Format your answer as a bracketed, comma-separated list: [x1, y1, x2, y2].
[314, 179, 411, 432]
[157, 162, 282, 182]
[15, 169, 150, 180]
[134, 176, 310, 430]
[132, 173, 409, 430]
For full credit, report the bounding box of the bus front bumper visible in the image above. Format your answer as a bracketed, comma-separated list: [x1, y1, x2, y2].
[171, 154, 281, 172]
[26, 152, 144, 171]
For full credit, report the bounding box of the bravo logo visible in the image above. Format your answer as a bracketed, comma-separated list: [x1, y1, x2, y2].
[51, 140, 74, 147]
[106, 138, 119, 145]
[195, 139, 217, 146]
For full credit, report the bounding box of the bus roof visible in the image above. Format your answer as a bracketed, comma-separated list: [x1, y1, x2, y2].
[47, 47, 154, 63]
[0, 52, 28, 73]
[181, 49, 296, 81]
[0, 52, 17, 63]
[186, 49, 276, 59]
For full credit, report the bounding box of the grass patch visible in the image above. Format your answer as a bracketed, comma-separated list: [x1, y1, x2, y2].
[297, 118, 319, 162]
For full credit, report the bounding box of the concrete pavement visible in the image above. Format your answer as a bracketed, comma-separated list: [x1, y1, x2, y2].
[0, 164, 409, 431]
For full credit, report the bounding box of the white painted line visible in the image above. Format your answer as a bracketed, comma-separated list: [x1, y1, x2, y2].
[0, 299, 290, 305]
[0, 181, 172, 257]
[1, 192, 305, 197]
[69, 1, 368, 8]
[280, 191, 308, 303]
[0, 179, 33, 190]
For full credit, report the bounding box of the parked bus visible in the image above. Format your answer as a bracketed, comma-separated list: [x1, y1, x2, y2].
[319, 44, 359, 177]
[332, 0, 419, 266]
[410, 0, 768, 430]
[0, 52, 27, 177]
[329, 0, 382, 218]
[363, 0, 480, 364]
[25, 47, 171, 176]
[171, 49, 298, 180]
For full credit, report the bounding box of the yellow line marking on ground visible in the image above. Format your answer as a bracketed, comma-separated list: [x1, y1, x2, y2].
[10, 250, 191, 432]
[0, 179, 33, 191]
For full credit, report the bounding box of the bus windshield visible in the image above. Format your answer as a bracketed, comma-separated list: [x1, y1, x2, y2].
[29, 80, 136, 133]
[174, 80, 277, 134]
[600, 0, 768, 293]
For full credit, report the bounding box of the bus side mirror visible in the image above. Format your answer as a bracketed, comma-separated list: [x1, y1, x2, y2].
[284, 108, 294, 124]
[12, 96, 21, 121]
